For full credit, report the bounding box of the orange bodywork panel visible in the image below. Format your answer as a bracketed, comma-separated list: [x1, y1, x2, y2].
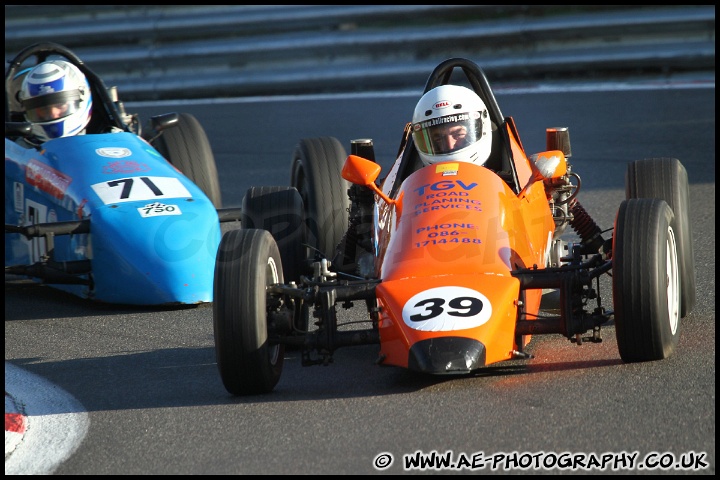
[376, 273, 520, 369]
[506, 117, 534, 190]
[371, 161, 554, 372]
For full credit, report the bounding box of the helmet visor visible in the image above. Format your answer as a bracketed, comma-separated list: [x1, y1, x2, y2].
[22, 90, 82, 123]
[413, 111, 483, 156]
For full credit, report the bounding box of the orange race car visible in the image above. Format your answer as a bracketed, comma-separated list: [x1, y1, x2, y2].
[212, 57, 696, 395]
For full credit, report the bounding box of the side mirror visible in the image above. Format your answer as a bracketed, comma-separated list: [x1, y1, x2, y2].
[531, 150, 567, 181]
[341, 155, 394, 205]
[144, 113, 180, 143]
[149, 112, 179, 132]
[342, 154, 380, 186]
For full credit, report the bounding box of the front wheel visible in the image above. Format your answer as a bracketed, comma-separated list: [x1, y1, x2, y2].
[613, 198, 680, 362]
[241, 186, 306, 283]
[290, 137, 350, 265]
[213, 229, 284, 395]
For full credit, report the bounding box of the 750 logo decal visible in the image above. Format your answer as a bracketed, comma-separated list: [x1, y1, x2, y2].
[138, 202, 182, 217]
[402, 286, 492, 331]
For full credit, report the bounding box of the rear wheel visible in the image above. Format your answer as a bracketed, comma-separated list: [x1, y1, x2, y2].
[626, 158, 694, 317]
[153, 112, 222, 208]
[213, 229, 284, 395]
[241, 186, 306, 283]
[613, 198, 680, 362]
[290, 137, 350, 265]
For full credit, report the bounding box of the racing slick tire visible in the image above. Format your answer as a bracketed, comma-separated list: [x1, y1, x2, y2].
[290, 137, 350, 269]
[612, 198, 680, 363]
[241, 186, 306, 283]
[626, 158, 695, 317]
[152, 112, 223, 208]
[213, 229, 285, 395]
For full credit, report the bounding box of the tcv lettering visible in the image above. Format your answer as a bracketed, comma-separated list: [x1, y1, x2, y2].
[414, 180, 478, 196]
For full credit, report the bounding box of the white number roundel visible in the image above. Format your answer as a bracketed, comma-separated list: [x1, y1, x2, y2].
[401, 286, 492, 331]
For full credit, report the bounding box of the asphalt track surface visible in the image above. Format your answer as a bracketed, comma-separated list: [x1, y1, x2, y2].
[5, 80, 715, 474]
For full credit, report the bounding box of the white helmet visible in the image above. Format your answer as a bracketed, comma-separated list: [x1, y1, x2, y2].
[412, 85, 492, 166]
[19, 60, 92, 141]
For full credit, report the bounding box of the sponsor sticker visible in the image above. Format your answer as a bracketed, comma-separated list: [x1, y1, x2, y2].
[102, 160, 150, 174]
[435, 163, 459, 176]
[96, 147, 132, 158]
[14, 182, 23, 213]
[138, 202, 182, 217]
[25, 159, 72, 199]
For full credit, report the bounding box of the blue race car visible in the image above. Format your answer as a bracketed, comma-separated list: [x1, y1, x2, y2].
[5, 42, 239, 305]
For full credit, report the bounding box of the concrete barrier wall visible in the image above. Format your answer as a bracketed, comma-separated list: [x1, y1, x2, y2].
[4, 5, 715, 101]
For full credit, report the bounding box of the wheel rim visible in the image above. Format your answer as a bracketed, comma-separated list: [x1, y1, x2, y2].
[266, 256, 281, 365]
[666, 225, 680, 334]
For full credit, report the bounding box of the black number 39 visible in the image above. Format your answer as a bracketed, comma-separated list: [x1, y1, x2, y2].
[409, 296, 484, 322]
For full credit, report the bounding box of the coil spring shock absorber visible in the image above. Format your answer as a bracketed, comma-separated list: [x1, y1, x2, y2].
[331, 139, 376, 272]
[569, 199, 605, 253]
[332, 184, 363, 269]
